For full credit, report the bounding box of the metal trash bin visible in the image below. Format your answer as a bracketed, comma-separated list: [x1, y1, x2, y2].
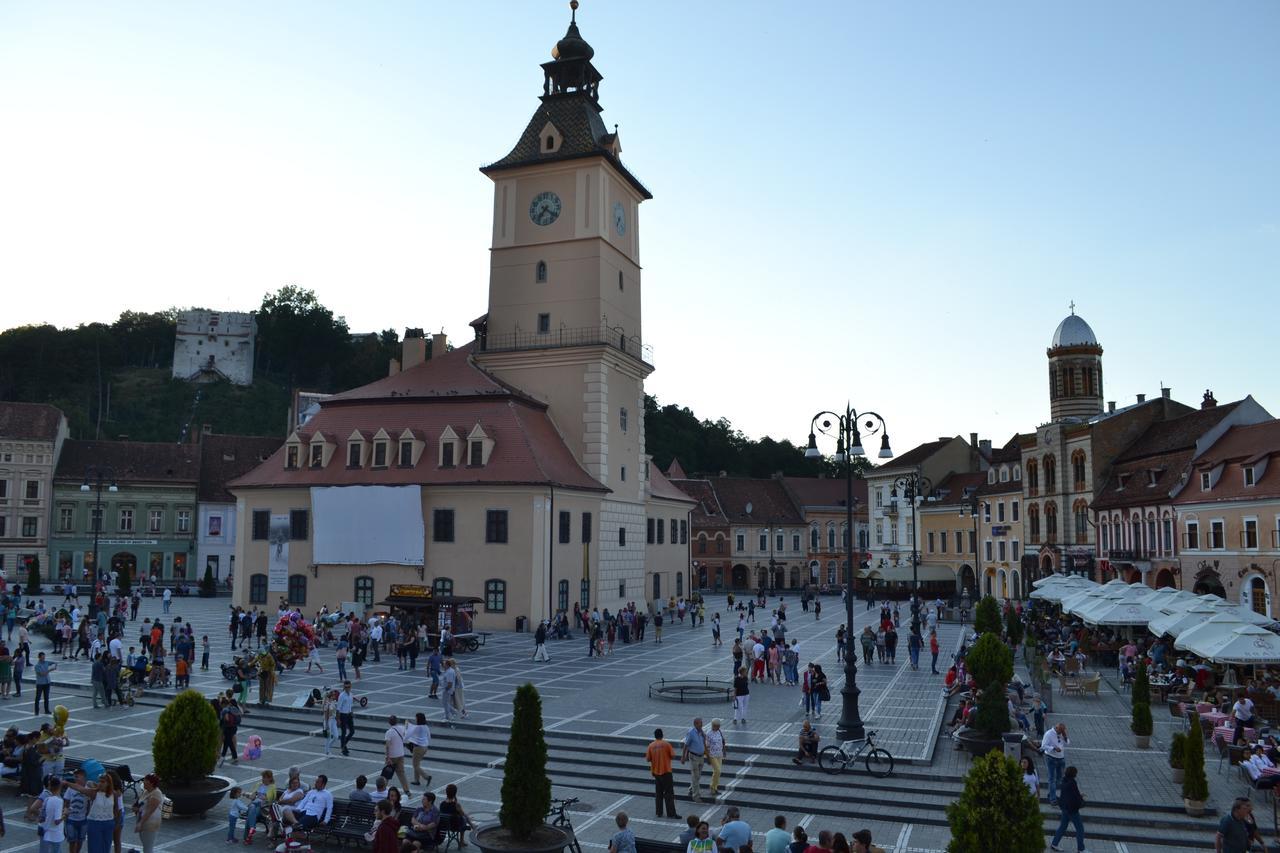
[1002, 732, 1023, 762]
[515, 616, 528, 632]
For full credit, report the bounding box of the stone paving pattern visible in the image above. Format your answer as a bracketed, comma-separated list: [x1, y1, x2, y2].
[0, 592, 1259, 851]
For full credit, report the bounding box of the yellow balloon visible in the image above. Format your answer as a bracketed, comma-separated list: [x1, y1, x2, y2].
[53, 705, 69, 728]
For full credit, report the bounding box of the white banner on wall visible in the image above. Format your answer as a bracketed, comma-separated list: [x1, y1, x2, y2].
[268, 514, 290, 591]
[311, 485, 425, 566]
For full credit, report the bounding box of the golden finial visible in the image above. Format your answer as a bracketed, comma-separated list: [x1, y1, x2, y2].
[570, 0, 579, 22]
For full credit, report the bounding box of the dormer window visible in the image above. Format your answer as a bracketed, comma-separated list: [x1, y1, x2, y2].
[1200, 471, 1211, 491]
[470, 440, 484, 467]
[441, 442, 455, 468]
[372, 441, 388, 468]
[1117, 474, 1129, 490]
[310, 444, 324, 468]
[285, 445, 299, 470]
[1244, 466, 1256, 487]
[348, 442, 362, 468]
[536, 261, 548, 283]
[399, 440, 413, 467]
[988, 470, 996, 485]
[545, 135, 554, 151]
[1000, 466, 1009, 482]
[465, 424, 494, 467]
[1148, 470, 1160, 487]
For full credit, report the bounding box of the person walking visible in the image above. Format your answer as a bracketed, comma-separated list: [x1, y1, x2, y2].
[732, 667, 750, 726]
[860, 627, 875, 666]
[218, 699, 242, 766]
[1216, 797, 1266, 853]
[321, 689, 339, 756]
[533, 622, 550, 663]
[813, 599, 820, 620]
[383, 715, 413, 794]
[907, 630, 921, 671]
[427, 647, 442, 699]
[337, 681, 356, 756]
[835, 626, 845, 663]
[1048, 765, 1086, 852]
[441, 660, 458, 726]
[1041, 722, 1069, 805]
[645, 729, 679, 819]
[705, 719, 727, 798]
[731, 639, 744, 679]
[929, 630, 940, 674]
[811, 664, 829, 718]
[33, 652, 55, 715]
[711, 614, 722, 647]
[406, 713, 431, 786]
[681, 718, 706, 803]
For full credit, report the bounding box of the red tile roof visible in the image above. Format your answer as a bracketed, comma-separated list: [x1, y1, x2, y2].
[702, 477, 804, 525]
[671, 479, 730, 528]
[55, 440, 201, 484]
[0, 402, 66, 442]
[1114, 401, 1242, 462]
[781, 476, 868, 509]
[199, 434, 285, 503]
[1178, 420, 1280, 503]
[327, 342, 531, 404]
[648, 465, 697, 505]
[928, 472, 990, 507]
[1092, 450, 1191, 511]
[665, 458, 688, 480]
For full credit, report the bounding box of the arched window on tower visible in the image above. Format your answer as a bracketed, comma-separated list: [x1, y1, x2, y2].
[536, 261, 548, 283]
[1071, 450, 1087, 489]
[1048, 366, 1057, 399]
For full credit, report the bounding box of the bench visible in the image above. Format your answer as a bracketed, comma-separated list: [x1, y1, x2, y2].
[316, 800, 376, 846]
[61, 758, 141, 802]
[636, 838, 686, 853]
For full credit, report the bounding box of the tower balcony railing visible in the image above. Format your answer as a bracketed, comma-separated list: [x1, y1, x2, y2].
[479, 324, 654, 367]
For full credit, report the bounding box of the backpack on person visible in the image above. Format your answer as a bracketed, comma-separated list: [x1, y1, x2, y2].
[221, 705, 242, 729]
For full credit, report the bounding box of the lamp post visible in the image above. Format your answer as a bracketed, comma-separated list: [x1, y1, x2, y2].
[80, 465, 118, 617]
[891, 471, 933, 592]
[959, 487, 983, 604]
[805, 405, 893, 742]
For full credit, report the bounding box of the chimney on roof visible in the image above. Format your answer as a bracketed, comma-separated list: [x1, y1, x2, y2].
[970, 432, 978, 447]
[432, 332, 448, 356]
[1137, 393, 1146, 403]
[1108, 401, 1116, 413]
[980, 439, 992, 454]
[402, 336, 427, 371]
[388, 358, 400, 377]
[1162, 387, 1171, 399]
[1202, 389, 1218, 409]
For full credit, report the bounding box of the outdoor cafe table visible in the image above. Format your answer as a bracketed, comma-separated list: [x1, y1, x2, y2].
[1215, 724, 1259, 743]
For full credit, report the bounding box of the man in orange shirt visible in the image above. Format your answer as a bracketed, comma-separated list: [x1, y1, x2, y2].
[644, 728, 680, 819]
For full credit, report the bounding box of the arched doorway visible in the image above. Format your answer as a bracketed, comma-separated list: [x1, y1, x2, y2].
[1243, 575, 1271, 617]
[959, 564, 976, 597]
[731, 564, 749, 590]
[1011, 570, 1022, 600]
[789, 567, 801, 588]
[997, 569, 1008, 598]
[111, 552, 137, 586]
[1192, 569, 1226, 598]
[1040, 552, 1055, 575]
[773, 566, 785, 590]
[1155, 568, 1176, 589]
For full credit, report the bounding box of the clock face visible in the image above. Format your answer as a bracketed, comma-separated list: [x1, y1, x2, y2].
[613, 201, 626, 236]
[529, 191, 561, 227]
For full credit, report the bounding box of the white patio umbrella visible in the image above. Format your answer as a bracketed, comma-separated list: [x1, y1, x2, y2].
[1208, 602, 1276, 627]
[1073, 591, 1131, 623]
[1149, 603, 1222, 638]
[1030, 576, 1096, 602]
[1125, 582, 1157, 597]
[1084, 593, 1169, 627]
[1031, 573, 1076, 589]
[1174, 613, 1250, 653]
[1146, 588, 1196, 610]
[1181, 624, 1280, 664]
[1061, 587, 1111, 615]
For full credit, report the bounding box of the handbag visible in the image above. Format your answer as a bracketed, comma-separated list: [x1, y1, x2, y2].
[381, 763, 395, 780]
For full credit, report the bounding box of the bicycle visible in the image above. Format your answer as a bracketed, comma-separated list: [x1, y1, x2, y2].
[547, 797, 583, 853]
[818, 730, 895, 777]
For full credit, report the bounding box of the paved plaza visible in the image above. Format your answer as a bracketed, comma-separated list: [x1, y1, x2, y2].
[0, 592, 1251, 851]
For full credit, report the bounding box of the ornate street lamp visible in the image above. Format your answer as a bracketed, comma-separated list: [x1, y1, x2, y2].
[891, 471, 933, 592]
[80, 465, 118, 616]
[805, 405, 892, 742]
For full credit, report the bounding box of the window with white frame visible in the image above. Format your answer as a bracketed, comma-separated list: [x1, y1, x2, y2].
[58, 506, 73, 532]
[177, 509, 192, 533]
[1200, 471, 1211, 491]
[149, 509, 163, 533]
[736, 533, 745, 551]
[983, 502, 991, 523]
[118, 508, 134, 532]
[1210, 519, 1225, 550]
[1244, 518, 1259, 549]
[1185, 520, 1199, 549]
[984, 540, 993, 561]
[1012, 500, 1020, 522]
[997, 502, 1006, 523]
[998, 540, 1007, 561]
[1244, 467, 1256, 487]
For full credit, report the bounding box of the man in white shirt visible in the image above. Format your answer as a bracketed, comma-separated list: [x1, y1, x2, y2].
[370, 621, 384, 663]
[337, 682, 356, 756]
[384, 714, 413, 793]
[108, 636, 123, 662]
[42, 777, 67, 846]
[441, 660, 459, 725]
[751, 640, 766, 682]
[162, 587, 172, 614]
[1040, 723, 1069, 805]
[1232, 696, 1256, 745]
[286, 774, 333, 833]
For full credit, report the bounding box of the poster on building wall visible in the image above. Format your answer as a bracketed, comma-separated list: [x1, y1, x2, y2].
[268, 514, 290, 591]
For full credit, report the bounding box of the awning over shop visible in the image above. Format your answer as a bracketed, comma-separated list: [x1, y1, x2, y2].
[870, 563, 956, 583]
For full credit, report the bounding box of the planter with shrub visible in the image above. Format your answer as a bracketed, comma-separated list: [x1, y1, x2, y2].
[945, 751, 1043, 853]
[1182, 713, 1209, 816]
[472, 683, 571, 853]
[1132, 660, 1153, 748]
[974, 595, 1002, 635]
[152, 689, 233, 817]
[955, 631, 1014, 757]
[1169, 731, 1186, 785]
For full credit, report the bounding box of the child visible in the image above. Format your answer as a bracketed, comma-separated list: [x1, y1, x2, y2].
[175, 655, 190, 688]
[226, 786, 249, 842]
[201, 635, 211, 671]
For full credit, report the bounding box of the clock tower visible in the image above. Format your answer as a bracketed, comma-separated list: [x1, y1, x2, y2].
[474, 3, 654, 608]
[475, 2, 652, 495]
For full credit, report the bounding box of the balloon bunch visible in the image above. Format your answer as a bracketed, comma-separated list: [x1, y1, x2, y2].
[270, 611, 317, 666]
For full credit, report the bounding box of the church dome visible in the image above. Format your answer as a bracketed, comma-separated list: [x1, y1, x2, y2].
[1051, 313, 1098, 348]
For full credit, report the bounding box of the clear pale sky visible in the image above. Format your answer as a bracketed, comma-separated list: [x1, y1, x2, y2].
[2, 2, 1277, 455]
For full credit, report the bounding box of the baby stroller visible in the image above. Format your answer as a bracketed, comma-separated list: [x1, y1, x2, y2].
[147, 660, 171, 688]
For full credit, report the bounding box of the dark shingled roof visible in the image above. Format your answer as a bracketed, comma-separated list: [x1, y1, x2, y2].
[874, 438, 955, 472]
[481, 93, 652, 199]
[56, 440, 201, 484]
[781, 476, 868, 509]
[1092, 449, 1192, 511]
[671, 479, 729, 528]
[0, 402, 65, 442]
[1114, 400, 1241, 462]
[704, 477, 804, 525]
[199, 434, 285, 503]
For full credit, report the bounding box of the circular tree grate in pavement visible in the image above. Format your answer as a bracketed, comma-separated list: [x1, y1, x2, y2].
[648, 678, 734, 703]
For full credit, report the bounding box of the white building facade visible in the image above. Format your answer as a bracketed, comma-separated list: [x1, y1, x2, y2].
[173, 310, 257, 385]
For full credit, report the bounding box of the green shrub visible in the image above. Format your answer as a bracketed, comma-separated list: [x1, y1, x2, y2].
[499, 683, 551, 839]
[1132, 701, 1153, 737]
[946, 751, 1043, 853]
[966, 632, 1014, 689]
[1170, 732, 1186, 769]
[152, 689, 220, 786]
[118, 562, 132, 595]
[201, 564, 217, 596]
[972, 682, 1012, 737]
[1182, 714, 1209, 801]
[974, 595, 1002, 635]
[1004, 605, 1024, 647]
